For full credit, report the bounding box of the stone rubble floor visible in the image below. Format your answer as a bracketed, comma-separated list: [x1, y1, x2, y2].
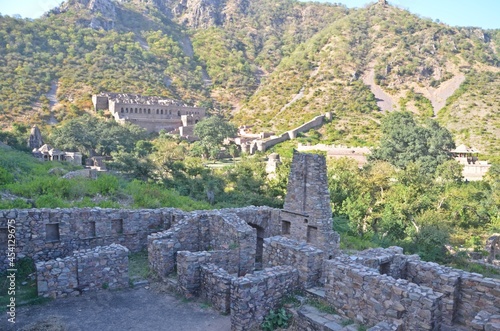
[1, 283, 231, 331]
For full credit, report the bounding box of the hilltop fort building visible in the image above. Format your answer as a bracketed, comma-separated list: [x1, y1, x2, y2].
[92, 93, 205, 133]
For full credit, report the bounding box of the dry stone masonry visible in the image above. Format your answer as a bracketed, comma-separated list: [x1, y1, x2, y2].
[36, 244, 129, 298]
[281, 151, 339, 258]
[263, 236, 324, 289]
[2, 153, 499, 331]
[230, 266, 299, 331]
[0, 208, 180, 273]
[324, 247, 500, 331]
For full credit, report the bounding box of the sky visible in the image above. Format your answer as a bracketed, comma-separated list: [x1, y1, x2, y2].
[0, 0, 499, 30]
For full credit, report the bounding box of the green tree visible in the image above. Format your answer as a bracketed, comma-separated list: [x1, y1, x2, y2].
[50, 115, 147, 156]
[435, 159, 464, 184]
[193, 116, 237, 160]
[370, 112, 455, 174]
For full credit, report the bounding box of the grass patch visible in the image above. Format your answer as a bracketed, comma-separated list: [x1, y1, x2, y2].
[308, 298, 336, 315]
[129, 250, 150, 281]
[448, 256, 500, 279]
[341, 319, 354, 326]
[281, 293, 302, 308]
[0, 257, 48, 310]
[200, 301, 212, 309]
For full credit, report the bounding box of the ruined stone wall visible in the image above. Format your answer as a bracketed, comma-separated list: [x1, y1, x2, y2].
[263, 236, 324, 288]
[340, 247, 500, 329]
[205, 213, 256, 274]
[457, 272, 500, 327]
[36, 244, 129, 298]
[225, 206, 281, 239]
[147, 218, 200, 279]
[406, 260, 461, 327]
[200, 263, 233, 314]
[0, 208, 176, 273]
[148, 211, 256, 280]
[176, 250, 239, 297]
[36, 256, 78, 298]
[75, 244, 129, 291]
[231, 266, 299, 331]
[324, 257, 443, 330]
[345, 247, 411, 279]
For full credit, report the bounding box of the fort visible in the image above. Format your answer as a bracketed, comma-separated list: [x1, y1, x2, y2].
[92, 93, 205, 133]
[1, 152, 499, 331]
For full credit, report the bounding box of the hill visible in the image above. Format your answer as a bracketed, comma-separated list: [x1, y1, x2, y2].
[0, 0, 499, 154]
[234, 2, 500, 154]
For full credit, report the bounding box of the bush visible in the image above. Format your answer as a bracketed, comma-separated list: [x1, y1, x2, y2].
[90, 174, 120, 195]
[0, 167, 14, 186]
[35, 194, 70, 208]
[261, 308, 292, 331]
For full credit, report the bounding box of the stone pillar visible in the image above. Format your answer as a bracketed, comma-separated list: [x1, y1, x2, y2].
[280, 152, 339, 258]
[28, 125, 44, 149]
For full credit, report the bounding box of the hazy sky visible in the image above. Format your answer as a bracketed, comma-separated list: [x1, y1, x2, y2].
[0, 0, 499, 30]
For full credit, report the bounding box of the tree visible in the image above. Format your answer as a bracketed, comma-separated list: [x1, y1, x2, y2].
[435, 159, 463, 184]
[50, 115, 147, 156]
[193, 116, 237, 160]
[370, 112, 455, 174]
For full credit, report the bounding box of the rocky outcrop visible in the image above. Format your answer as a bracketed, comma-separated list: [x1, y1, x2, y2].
[163, 0, 227, 28]
[57, 0, 116, 30]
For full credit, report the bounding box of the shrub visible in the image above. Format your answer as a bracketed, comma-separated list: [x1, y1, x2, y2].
[261, 308, 292, 331]
[35, 194, 70, 208]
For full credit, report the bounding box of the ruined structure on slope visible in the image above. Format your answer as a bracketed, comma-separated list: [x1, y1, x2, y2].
[92, 93, 205, 133]
[28, 125, 83, 166]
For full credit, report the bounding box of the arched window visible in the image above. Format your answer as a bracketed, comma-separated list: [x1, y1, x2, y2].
[161, 109, 164, 115]
[178, 111, 181, 116]
[156, 109, 158, 114]
[126, 108, 128, 112]
[135, 108, 138, 113]
[169, 110, 172, 115]
[148, 109, 151, 114]
[121, 108, 124, 113]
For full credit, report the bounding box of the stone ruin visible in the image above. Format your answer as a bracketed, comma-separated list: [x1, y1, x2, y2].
[486, 234, 500, 265]
[1, 152, 499, 330]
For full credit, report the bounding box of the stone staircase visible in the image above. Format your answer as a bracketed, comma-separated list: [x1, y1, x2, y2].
[285, 287, 366, 331]
[285, 287, 404, 331]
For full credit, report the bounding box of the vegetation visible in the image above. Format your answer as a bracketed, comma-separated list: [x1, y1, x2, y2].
[192, 116, 237, 160]
[0, 258, 49, 309]
[261, 308, 292, 331]
[370, 112, 455, 174]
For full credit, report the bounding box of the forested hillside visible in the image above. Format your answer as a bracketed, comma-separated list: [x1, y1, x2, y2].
[1, 0, 499, 153]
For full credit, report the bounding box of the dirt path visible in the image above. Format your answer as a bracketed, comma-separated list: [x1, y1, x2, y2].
[2, 286, 231, 331]
[362, 68, 395, 112]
